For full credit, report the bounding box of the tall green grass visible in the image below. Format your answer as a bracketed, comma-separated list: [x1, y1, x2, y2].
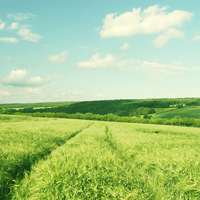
[12, 122, 155, 199]
[106, 122, 200, 199]
[10, 121, 200, 199]
[0, 119, 92, 199]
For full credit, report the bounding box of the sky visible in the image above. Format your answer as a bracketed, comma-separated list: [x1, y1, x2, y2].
[1, 0, 200, 103]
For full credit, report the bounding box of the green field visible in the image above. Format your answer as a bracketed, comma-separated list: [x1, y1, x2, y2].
[156, 106, 200, 119]
[154, 108, 177, 114]
[1, 116, 200, 199]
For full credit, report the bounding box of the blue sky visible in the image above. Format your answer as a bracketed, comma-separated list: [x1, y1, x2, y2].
[1, 0, 200, 103]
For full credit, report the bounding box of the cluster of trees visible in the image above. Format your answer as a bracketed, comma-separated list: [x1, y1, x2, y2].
[1, 98, 200, 111]
[2, 98, 200, 117]
[0, 101, 73, 109]
[13, 112, 200, 128]
[2, 98, 200, 128]
[0, 105, 156, 117]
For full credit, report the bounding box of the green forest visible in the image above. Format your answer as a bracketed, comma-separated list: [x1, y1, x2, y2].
[1, 98, 200, 128]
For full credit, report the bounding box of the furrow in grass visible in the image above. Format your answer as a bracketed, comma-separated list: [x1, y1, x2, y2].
[0, 119, 93, 200]
[104, 124, 157, 199]
[9, 120, 200, 199]
[12, 122, 156, 200]
[105, 122, 200, 199]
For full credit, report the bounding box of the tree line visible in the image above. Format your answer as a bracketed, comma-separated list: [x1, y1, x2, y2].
[11, 112, 200, 128]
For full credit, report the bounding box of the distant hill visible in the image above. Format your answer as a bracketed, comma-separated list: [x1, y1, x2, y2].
[1, 99, 175, 116]
[0, 101, 74, 109]
[2, 98, 200, 117]
[155, 106, 200, 119]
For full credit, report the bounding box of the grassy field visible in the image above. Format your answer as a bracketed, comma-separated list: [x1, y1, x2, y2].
[1, 116, 200, 199]
[154, 108, 177, 114]
[0, 118, 93, 199]
[0, 114, 58, 123]
[156, 106, 200, 119]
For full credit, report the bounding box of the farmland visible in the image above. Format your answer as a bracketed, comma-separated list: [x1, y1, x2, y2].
[155, 106, 200, 119]
[1, 116, 200, 199]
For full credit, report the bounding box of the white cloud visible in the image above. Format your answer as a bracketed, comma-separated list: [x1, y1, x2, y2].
[47, 50, 68, 64]
[3, 56, 15, 62]
[153, 28, 185, 48]
[77, 52, 199, 80]
[0, 19, 5, 30]
[193, 35, 200, 41]
[100, 5, 193, 38]
[77, 53, 138, 70]
[129, 60, 197, 80]
[2, 69, 27, 86]
[0, 37, 19, 43]
[17, 27, 42, 42]
[138, 61, 181, 80]
[0, 84, 56, 103]
[7, 13, 37, 21]
[1, 69, 50, 87]
[7, 22, 19, 30]
[119, 42, 130, 50]
[77, 53, 117, 69]
[0, 90, 11, 96]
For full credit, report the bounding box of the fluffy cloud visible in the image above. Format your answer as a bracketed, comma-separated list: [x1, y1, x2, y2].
[193, 35, 200, 41]
[153, 29, 185, 48]
[119, 42, 130, 50]
[0, 37, 19, 43]
[0, 19, 5, 30]
[77, 53, 117, 69]
[100, 5, 193, 38]
[7, 22, 19, 30]
[77, 53, 137, 70]
[17, 27, 42, 42]
[47, 51, 68, 64]
[0, 86, 53, 103]
[3, 56, 15, 62]
[77, 52, 199, 80]
[4, 14, 41, 43]
[7, 13, 37, 21]
[129, 60, 197, 80]
[1, 69, 50, 87]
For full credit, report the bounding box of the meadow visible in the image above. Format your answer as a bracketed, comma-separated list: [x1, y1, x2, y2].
[1, 116, 200, 199]
[155, 106, 200, 119]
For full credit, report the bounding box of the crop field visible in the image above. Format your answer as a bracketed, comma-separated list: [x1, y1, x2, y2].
[153, 108, 177, 114]
[0, 114, 57, 123]
[156, 106, 200, 119]
[1, 117, 200, 199]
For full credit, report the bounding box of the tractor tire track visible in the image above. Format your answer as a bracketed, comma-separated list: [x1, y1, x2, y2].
[103, 123, 156, 199]
[3, 122, 95, 200]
